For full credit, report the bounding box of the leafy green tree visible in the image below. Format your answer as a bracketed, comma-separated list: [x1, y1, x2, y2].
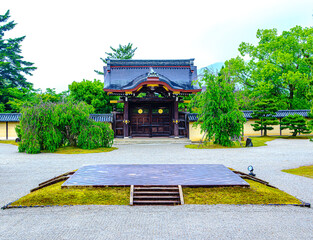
[7, 88, 67, 112]
[193, 70, 246, 147]
[0, 10, 36, 112]
[222, 26, 313, 110]
[68, 79, 114, 113]
[280, 114, 311, 136]
[18, 101, 114, 154]
[251, 99, 279, 136]
[94, 43, 137, 75]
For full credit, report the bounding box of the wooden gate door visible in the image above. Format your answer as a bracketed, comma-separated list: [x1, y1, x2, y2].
[130, 103, 171, 137]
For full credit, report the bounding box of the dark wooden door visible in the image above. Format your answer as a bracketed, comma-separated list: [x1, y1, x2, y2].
[130, 103, 171, 137]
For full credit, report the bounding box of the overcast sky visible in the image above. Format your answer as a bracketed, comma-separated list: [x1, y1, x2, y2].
[2, 0, 313, 92]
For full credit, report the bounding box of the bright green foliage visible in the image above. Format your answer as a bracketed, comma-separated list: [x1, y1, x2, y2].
[68, 79, 113, 113]
[8, 88, 67, 112]
[94, 43, 137, 75]
[18, 102, 62, 154]
[222, 26, 313, 110]
[18, 101, 114, 154]
[0, 10, 36, 112]
[78, 120, 114, 149]
[251, 99, 279, 136]
[193, 70, 246, 147]
[54, 101, 93, 146]
[280, 114, 311, 136]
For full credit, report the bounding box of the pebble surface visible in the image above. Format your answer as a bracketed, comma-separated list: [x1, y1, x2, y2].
[0, 139, 313, 239]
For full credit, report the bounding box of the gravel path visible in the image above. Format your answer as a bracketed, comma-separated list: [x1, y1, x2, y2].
[0, 139, 312, 239]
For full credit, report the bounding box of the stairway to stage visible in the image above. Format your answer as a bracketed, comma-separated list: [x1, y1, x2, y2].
[130, 185, 184, 206]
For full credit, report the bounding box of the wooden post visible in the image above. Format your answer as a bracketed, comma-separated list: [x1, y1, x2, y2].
[123, 98, 129, 138]
[173, 98, 179, 138]
[6, 121, 8, 140]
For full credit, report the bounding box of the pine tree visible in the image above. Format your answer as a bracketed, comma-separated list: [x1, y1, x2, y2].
[94, 43, 137, 75]
[0, 10, 36, 111]
[280, 114, 311, 136]
[251, 99, 279, 136]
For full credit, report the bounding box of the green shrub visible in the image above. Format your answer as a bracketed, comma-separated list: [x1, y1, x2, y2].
[18, 101, 113, 154]
[78, 121, 114, 149]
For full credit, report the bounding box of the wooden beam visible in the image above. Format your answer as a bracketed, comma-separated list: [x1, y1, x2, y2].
[130, 185, 134, 206]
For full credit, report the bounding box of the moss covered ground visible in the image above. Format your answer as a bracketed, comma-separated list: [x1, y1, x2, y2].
[183, 179, 301, 205]
[11, 181, 129, 206]
[0, 141, 117, 154]
[0, 140, 18, 146]
[185, 136, 276, 149]
[282, 165, 313, 179]
[43, 146, 118, 154]
[10, 179, 301, 207]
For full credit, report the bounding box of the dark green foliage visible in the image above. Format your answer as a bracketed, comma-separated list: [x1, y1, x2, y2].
[78, 121, 114, 149]
[68, 79, 114, 113]
[193, 70, 246, 147]
[18, 101, 113, 154]
[94, 43, 137, 75]
[251, 99, 279, 136]
[0, 10, 36, 112]
[280, 114, 311, 136]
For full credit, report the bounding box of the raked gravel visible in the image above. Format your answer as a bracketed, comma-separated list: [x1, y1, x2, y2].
[0, 139, 313, 239]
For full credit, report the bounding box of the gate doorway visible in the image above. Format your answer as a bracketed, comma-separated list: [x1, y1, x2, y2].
[130, 103, 171, 137]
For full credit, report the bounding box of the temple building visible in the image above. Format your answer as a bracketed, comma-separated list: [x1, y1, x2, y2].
[103, 59, 201, 138]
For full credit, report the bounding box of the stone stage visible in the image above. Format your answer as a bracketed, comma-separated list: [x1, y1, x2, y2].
[62, 164, 249, 188]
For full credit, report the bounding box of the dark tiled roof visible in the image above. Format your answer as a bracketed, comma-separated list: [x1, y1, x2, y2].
[89, 114, 113, 123]
[107, 59, 195, 67]
[103, 59, 199, 91]
[188, 110, 311, 121]
[242, 110, 311, 119]
[0, 113, 113, 123]
[0, 113, 21, 122]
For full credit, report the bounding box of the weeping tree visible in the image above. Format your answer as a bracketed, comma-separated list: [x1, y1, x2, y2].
[17, 101, 114, 154]
[280, 114, 311, 136]
[193, 70, 246, 147]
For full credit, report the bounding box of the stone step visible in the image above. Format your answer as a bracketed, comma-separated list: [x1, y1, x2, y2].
[134, 191, 180, 195]
[133, 196, 180, 200]
[133, 200, 181, 205]
[114, 137, 191, 145]
[134, 187, 179, 191]
[130, 185, 184, 206]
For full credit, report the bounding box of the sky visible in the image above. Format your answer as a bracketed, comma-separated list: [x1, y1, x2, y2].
[2, 0, 313, 92]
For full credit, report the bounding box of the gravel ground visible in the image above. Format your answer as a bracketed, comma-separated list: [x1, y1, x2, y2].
[0, 139, 313, 240]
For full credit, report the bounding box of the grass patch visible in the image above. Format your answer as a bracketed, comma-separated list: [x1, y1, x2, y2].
[183, 179, 301, 205]
[186, 136, 276, 149]
[10, 179, 301, 207]
[11, 181, 129, 206]
[0, 140, 18, 146]
[42, 146, 118, 154]
[282, 165, 313, 179]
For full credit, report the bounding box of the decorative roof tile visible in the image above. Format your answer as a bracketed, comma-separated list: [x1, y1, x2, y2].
[0, 113, 113, 123]
[0, 113, 21, 122]
[188, 110, 311, 121]
[89, 114, 113, 123]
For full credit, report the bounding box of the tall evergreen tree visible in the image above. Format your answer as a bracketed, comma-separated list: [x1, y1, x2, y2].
[94, 43, 137, 75]
[251, 99, 279, 136]
[194, 70, 246, 147]
[0, 10, 36, 112]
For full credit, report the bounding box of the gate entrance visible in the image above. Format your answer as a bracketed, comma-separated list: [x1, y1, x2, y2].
[130, 103, 171, 137]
